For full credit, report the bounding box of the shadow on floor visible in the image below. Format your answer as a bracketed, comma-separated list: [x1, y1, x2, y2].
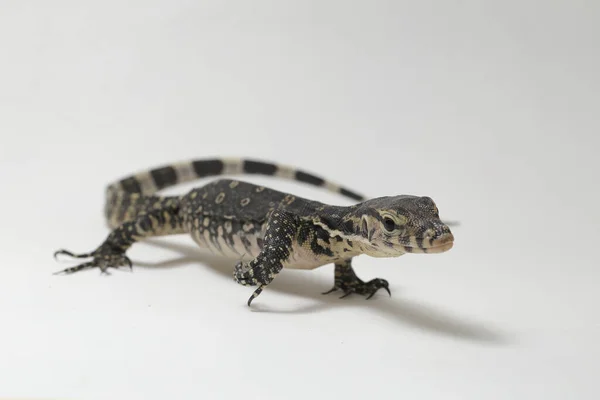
[132, 239, 511, 345]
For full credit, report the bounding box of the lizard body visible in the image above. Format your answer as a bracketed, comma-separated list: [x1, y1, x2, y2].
[55, 158, 454, 305]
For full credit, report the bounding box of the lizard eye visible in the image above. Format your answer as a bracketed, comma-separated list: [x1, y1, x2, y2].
[383, 217, 396, 232]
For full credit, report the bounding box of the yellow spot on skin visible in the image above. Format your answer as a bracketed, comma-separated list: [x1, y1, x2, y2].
[203, 218, 210, 227]
[240, 198, 250, 206]
[225, 221, 233, 233]
[216, 192, 225, 204]
[202, 192, 208, 199]
[190, 192, 198, 199]
[229, 181, 239, 188]
[256, 186, 265, 192]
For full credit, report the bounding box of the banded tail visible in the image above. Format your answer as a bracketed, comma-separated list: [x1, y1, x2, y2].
[104, 158, 366, 228]
[108, 158, 366, 201]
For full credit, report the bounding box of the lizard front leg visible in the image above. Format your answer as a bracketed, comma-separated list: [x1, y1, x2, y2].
[323, 259, 391, 299]
[233, 210, 299, 306]
[54, 208, 184, 274]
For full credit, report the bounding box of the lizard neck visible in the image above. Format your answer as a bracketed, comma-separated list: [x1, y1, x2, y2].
[308, 205, 377, 257]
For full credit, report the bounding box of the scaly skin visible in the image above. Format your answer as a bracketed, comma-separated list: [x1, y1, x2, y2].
[54, 158, 454, 305]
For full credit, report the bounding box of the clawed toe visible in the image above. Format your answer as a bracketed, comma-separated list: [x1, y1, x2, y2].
[323, 277, 391, 300]
[321, 287, 338, 295]
[52, 246, 132, 275]
[365, 278, 391, 299]
[53, 249, 94, 260]
[53, 261, 97, 275]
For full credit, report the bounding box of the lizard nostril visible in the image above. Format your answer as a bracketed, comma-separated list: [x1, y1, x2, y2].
[423, 226, 452, 244]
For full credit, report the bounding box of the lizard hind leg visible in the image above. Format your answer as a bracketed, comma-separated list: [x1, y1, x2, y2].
[323, 259, 391, 299]
[53, 244, 133, 275]
[53, 208, 184, 275]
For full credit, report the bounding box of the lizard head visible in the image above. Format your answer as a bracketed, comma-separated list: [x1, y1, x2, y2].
[343, 195, 454, 257]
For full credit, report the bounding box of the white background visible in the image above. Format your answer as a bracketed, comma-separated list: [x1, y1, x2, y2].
[1, 1, 599, 399]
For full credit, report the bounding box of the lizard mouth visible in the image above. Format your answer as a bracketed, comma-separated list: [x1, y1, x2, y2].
[419, 241, 453, 253]
[402, 233, 454, 254]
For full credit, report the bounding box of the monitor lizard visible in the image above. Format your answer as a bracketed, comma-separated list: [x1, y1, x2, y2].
[54, 158, 454, 306]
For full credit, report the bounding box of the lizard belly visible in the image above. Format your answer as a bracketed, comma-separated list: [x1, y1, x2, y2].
[191, 229, 332, 269]
[283, 242, 337, 270]
[190, 227, 262, 260]
[188, 217, 346, 270]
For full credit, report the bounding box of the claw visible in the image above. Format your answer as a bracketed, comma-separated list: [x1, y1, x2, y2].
[339, 291, 353, 299]
[365, 283, 391, 300]
[247, 285, 264, 306]
[322, 287, 338, 295]
[53, 249, 93, 260]
[123, 256, 133, 270]
[52, 261, 96, 275]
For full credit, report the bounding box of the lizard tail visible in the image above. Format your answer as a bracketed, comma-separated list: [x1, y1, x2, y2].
[104, 158, 365, 228]
[107, 157, 366, 202]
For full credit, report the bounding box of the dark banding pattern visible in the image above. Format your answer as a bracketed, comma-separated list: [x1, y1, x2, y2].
[243, 160, 277, 175]
[150, 166, 178, 190]
[340, 187, 364, 202]
[295, 170, 325, 186]
[192, 159, 224, 177]
[119, 177, 143, 193]
[115, 158, 364, 204]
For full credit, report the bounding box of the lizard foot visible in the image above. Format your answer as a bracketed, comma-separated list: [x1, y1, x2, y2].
[233, 262, 269, 306]
[233, 261, 259, 286]
[323, 277, 391, 300]
[53, 244, 132, 275]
